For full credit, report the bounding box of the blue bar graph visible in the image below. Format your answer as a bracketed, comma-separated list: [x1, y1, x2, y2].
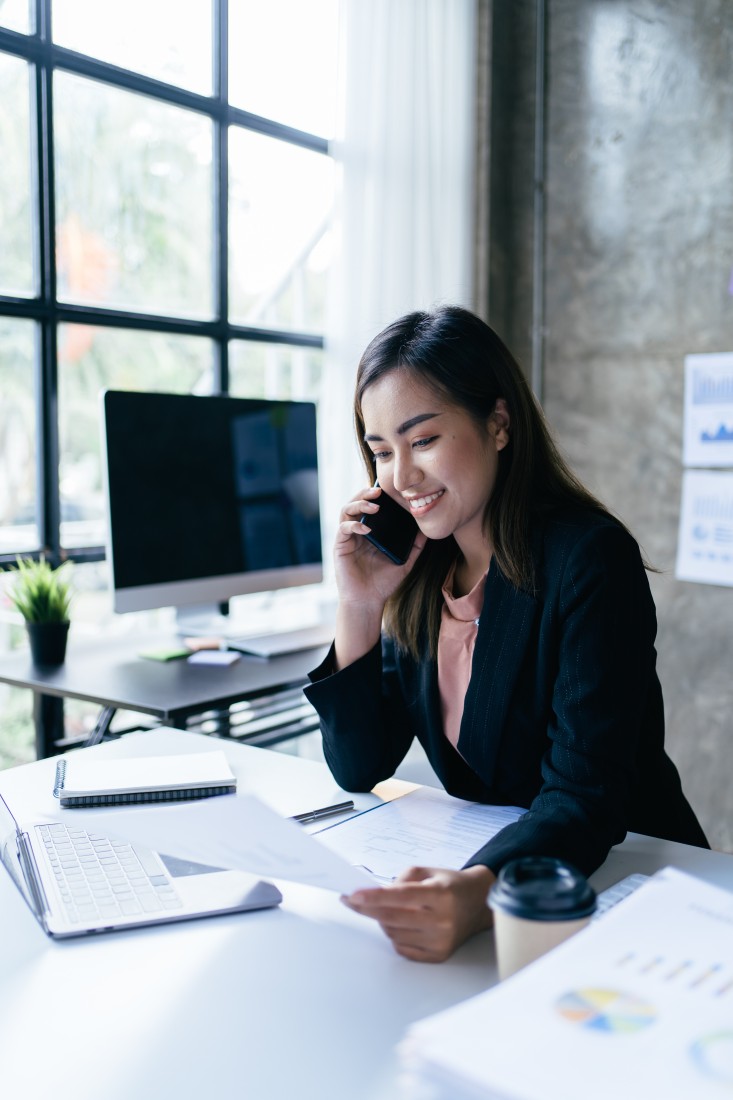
[693, 369, 733, 406]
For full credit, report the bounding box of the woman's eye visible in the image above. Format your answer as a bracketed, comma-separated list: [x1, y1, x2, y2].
[370, 450, 390, 462]
[413, 436, 437, 449]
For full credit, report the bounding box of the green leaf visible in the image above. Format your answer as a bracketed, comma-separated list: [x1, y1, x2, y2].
[2, 557, 73, 624]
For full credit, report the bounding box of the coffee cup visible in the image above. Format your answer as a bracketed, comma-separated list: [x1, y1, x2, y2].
[489, 856, 596, 980]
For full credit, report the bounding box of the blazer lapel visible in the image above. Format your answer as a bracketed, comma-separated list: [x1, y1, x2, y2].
[457, 559, 538, 786]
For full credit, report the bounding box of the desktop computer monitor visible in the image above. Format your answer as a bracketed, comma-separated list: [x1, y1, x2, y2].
[101, 390, 323, 619]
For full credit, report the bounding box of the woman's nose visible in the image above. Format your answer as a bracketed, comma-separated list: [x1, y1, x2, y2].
[392, 449, 421, 494]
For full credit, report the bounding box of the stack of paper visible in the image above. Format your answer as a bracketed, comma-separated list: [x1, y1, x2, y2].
[399, 867, 733, 1100]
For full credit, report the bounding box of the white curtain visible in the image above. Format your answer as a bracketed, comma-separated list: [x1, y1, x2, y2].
[319, 0, 478, 570]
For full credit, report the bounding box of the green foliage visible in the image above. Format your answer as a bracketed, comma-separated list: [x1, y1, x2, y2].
[4, 557, 73, 624]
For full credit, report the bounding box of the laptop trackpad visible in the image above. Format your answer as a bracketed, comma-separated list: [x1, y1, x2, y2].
[157, 851, 283, 910]
[159, 853, 223, 878]
[173, 864, 282, 911]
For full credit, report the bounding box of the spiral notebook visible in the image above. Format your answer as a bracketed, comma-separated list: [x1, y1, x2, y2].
[53, 750, 237, 808]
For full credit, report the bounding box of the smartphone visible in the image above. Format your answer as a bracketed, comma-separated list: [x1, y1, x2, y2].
[359, 483, 419, 565]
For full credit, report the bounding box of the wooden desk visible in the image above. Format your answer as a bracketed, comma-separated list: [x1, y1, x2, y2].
[0, 634, 329, 758]
[1, 728, 732, 1100]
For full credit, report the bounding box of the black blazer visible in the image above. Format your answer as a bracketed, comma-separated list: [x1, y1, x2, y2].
[305, 508, 708, 876]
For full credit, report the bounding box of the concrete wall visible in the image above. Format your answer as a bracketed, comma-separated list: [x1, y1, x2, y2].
[487, 0, 733, 850]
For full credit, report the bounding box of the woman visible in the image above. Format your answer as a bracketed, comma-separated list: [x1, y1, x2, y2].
[304, 305, 707, 963]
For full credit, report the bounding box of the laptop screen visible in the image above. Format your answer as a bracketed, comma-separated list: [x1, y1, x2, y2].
[0, 789, 34, 906]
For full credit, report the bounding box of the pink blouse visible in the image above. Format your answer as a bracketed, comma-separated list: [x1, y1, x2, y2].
[437, 564, 487, 749]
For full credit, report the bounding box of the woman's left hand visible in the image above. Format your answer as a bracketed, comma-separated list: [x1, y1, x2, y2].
[341, 865, 496, 962]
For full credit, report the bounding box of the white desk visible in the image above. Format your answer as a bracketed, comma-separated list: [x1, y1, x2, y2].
[1, 729, 732, 1100]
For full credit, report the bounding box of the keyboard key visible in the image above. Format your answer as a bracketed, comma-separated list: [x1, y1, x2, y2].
[136, 849, 165, 877]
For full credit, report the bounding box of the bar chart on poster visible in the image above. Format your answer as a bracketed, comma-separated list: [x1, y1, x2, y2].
[678, 352, 733, 586]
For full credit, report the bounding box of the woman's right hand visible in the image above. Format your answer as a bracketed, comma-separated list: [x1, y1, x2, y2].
[334, 485, 425, 605]
[332, 486, 426, 669]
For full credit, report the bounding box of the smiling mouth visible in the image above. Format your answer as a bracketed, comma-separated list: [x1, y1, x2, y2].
[406, 489, 444, 512]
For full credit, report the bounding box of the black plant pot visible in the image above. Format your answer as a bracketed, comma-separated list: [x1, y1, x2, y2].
[26, 621, 70, 666]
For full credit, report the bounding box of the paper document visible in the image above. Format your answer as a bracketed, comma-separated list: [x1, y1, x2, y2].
[683, 352, 733, 467]
[676, 469, 733, 587]
[187, 650, 240, 666]
[401, 867, 733, 1100]
[316, 786, 524, 880]
[54, 794, 373, 894]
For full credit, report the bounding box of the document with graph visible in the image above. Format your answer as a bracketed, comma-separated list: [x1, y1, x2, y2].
[683, 352, 733, 467]
[676, 469, 733, 587]
[400, 867, 733, 1100]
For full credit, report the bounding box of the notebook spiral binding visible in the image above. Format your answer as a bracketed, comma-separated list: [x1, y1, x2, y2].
[61, 785, 237, 807]
[53, 758, 67, 799]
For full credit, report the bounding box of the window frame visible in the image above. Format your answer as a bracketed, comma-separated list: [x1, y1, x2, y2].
[0, 0, 329, 568]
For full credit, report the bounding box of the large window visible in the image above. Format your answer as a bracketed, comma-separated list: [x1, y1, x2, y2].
[0, 0, 339, 567]
[0, 0, 338, 765]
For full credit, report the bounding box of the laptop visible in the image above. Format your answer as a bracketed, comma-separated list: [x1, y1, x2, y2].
[0, 789, 282, 939]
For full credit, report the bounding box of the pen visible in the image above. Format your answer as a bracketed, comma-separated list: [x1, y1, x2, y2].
[291, 800, 355, 824]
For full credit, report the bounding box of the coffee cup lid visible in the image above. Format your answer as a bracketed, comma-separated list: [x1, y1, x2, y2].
[489, 856, 596, 921]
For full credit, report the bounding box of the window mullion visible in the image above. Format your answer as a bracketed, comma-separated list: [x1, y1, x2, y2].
[36, 321, 61, 563]
[214, 0, 228, 394]
[35, 0, 61, 563]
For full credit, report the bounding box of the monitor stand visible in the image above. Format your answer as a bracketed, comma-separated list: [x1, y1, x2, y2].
[173, 588, 336, 647]
[174, 603, 233, 638]
[173, 597, 292, 640]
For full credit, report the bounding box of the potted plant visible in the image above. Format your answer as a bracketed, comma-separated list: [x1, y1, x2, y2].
[3, 557, 73, 666]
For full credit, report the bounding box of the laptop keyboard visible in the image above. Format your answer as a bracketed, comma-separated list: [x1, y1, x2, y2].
[37, 822, 183, 925]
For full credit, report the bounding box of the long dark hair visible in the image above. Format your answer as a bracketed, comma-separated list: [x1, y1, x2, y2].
[354, 305, 617, 659]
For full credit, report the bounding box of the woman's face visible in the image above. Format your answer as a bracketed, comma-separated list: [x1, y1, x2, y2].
[360, 370, 509, 552]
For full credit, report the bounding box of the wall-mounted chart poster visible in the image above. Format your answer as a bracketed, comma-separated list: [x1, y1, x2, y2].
[676, 469, 733, 587]
[683, 353, 733, 467]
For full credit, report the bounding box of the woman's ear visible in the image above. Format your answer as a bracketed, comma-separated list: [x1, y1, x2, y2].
[489, 398, 511, 451]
